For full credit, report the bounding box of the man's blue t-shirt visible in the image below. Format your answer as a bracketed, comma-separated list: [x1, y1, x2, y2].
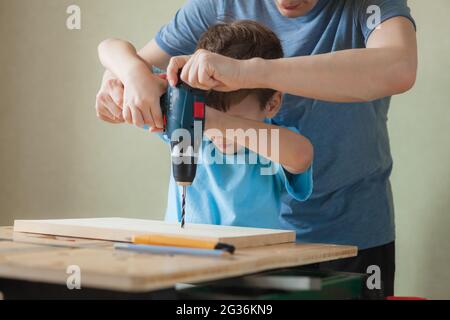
[160, 123, 313, 229]
[155, 0, 415, 249]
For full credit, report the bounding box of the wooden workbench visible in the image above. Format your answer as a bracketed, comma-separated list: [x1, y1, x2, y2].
[0, 226, 358, 297]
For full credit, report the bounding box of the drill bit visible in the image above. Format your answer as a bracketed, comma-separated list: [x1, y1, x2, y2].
[181, 186, 186, 229]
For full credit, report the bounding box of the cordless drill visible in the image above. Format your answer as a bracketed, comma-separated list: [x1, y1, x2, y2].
[159, 81, 207, 228]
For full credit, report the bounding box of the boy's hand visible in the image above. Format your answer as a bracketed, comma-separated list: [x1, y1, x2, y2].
[122, 63, 168, 131]
[167, 49, 253, 92]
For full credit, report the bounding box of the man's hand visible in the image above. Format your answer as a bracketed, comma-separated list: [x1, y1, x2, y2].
[167, 49, 252, 91]
[95, 71, 125, 124]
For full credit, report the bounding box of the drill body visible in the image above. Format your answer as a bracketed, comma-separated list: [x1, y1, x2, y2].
[160, 82, 206, 187]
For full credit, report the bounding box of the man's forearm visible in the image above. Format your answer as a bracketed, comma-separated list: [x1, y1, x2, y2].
[248, 47, 416, 102]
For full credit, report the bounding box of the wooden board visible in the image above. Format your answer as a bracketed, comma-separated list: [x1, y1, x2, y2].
[0, 239, 358, 292]
[0, 227, 13, 241]
[13, 218, 296, 249]
[12, 231, 113, 248]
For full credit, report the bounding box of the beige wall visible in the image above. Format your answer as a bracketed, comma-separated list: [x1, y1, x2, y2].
[0, 0, 449, 299]
[0, 0, 184, 223]
[389, 0, 450, 299]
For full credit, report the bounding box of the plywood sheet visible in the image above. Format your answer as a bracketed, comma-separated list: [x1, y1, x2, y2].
[14, 218, 296, 249]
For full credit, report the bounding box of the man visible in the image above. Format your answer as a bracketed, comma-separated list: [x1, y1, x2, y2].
[95, 0, 417, 296]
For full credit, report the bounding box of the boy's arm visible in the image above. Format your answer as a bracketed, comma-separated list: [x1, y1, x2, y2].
[97, 39, 167, 130]
[205, 108, 313, 174]
[96, 0, 214, 126]
[98, 39, 145, 83]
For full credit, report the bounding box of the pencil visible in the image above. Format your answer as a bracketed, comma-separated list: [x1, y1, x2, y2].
[132, 234, 235, 254]
[114, 243, 231, 257]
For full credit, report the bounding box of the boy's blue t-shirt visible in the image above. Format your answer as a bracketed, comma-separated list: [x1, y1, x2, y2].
[161, 123, 313, 229]
[155, 0, 416, 249]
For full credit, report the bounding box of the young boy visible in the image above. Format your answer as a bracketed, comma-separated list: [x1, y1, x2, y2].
[98, 20, 313, 229]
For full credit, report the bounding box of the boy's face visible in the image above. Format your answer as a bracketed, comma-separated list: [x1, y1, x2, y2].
[209, 93, 282, 154]
[274, 0, 319, 18]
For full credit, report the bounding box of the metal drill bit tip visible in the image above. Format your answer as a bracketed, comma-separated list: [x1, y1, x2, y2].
[181, 186, 186, 229]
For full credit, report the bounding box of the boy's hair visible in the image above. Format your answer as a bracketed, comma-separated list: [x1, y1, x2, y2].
[197, 20, 284, 112]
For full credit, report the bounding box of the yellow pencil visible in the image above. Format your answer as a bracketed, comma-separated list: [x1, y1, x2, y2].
[132, 234, 235, 254]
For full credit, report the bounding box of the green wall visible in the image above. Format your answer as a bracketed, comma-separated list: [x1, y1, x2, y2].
[0, 0, 448, 299]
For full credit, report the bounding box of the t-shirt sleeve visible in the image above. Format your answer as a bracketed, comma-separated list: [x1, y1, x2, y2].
[143, 125, 170, 144]
[357, 0, 416, 44]
[155, 0, 221, 56]
[277, 163, 314, 202]
[154, 132, 170, 144]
